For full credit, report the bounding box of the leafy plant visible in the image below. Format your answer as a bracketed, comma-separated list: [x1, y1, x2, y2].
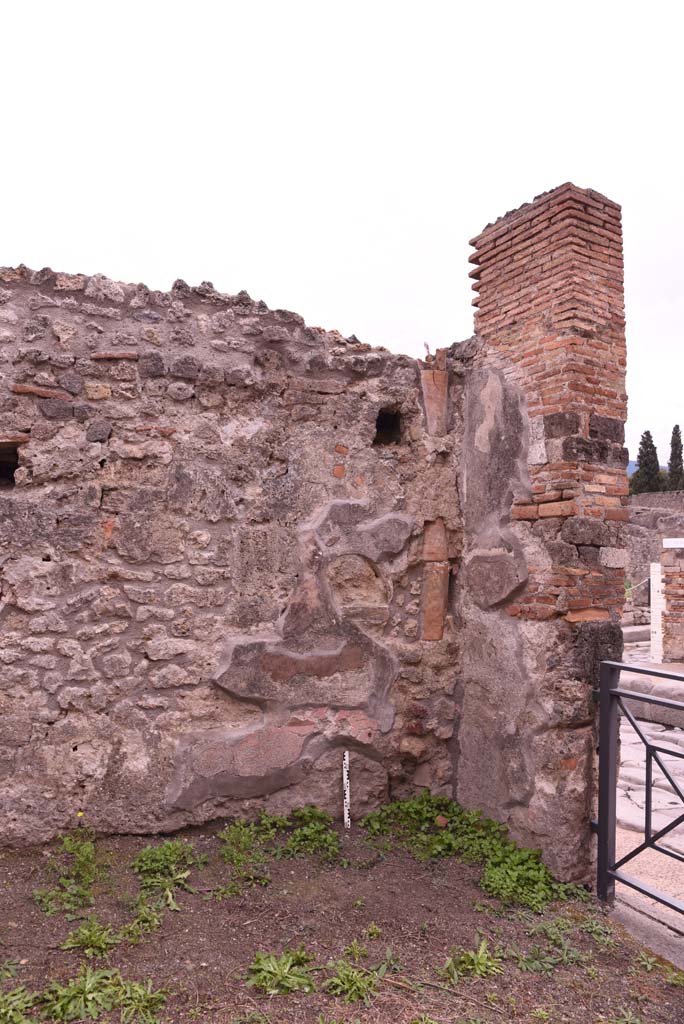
[438, 937, 504, 984]
[527, 916, 572, 947]
[323, 960, 378, 1004]
[636, 951, 658, 973]
[217, 817, 280, 893]
[117, 979, 168, 1024]
[343, 939, 368, 962]
[61, 916, 121, 959]
[552, 937, 585, 967]
[245, 946, 316, 995]
[374, 948, 402, 976]
[578, 916, 616, 948]
[39, 966, 122, 1021]
[131, 839, 204, 910]
[0, 961, 18, 982]
[0, 986, 36, 1024]
[611, 1012, 642, 1024]
[664, 966, 684, 986]
[361, 791, 581, 913]
[275, 806, 340, 862]
[117, 899, 163, 944]
[508, 944, 557, 974]
[364, 922, 382, 939]
[530, 1011, 551, 1022]
[409, 1017, 440, 1024]
[33, 830, 104, 917]
[38, 966, 166, 1023]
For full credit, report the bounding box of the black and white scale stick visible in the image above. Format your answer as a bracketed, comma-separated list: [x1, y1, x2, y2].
[342, 750, 351, 829]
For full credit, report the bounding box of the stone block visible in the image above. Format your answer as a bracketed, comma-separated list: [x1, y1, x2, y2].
[599, 546, 628, 568]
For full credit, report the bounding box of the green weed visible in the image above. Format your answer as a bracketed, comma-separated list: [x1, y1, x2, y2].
[117, 979, 168, 1024]
[275, 806, 340, 861]
[0, 960, 18, 982]
[611, 1012, 642, 1024]
[578, 915, 616, 948]
[0, 986, 36, 1024]
[362, 790, 582, 913]
[526, 916, 573, 947]
[664, 966, 684, 986]
[38, 965, 166, 1023]
[117, 899, 163, 945]
[131, 839, 204, 910]
[507, 944, 557, 974]
[343, 939, 368, 962]
[636, 951, 658, 973]
[438, 937, 504, 984]
[323, 960, 378, 1005]
[245, 946, 316, 995]
[364, 921, 382, 939]
[33, 830, 104, 918]
[61, 916, 121, 959]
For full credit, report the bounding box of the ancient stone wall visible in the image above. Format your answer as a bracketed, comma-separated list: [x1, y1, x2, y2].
[0, 182, 629, 884]
[626, 493, 684, 608]
[456, 183, 627, 880]
[0, 269, 461, 845]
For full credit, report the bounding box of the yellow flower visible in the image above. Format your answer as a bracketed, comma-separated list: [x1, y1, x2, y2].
[77, 811, 84, 818]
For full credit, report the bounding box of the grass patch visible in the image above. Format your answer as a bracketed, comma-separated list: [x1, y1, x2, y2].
[362, 791, 584, 913]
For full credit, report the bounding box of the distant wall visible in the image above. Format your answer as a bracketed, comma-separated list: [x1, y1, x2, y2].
[626, 493, 684, 606]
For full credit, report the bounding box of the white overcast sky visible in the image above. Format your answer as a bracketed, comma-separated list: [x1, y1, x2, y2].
[3, 1, 682, 464]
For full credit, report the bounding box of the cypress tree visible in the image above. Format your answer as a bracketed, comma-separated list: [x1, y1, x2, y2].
[630, 430, 663, 494]
[668, 424, 684, 491]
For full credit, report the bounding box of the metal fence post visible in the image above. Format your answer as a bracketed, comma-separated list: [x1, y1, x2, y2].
[597, 661, 620, 904]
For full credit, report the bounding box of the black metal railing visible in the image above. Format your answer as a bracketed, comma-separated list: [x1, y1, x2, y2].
[595, 660, 684, 914]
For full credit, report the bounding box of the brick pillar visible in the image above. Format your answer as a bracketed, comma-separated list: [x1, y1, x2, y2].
[469, 182, 628, 623]
[457, 183, 628, 883]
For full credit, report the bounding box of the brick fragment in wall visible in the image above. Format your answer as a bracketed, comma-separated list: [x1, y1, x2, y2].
[420, 367, 448, 436]
[422, 519, 447, 561]
[421, 561, 449, 640]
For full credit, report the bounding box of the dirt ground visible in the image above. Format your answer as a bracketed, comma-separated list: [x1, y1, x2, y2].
[2, 822, 684, 1024]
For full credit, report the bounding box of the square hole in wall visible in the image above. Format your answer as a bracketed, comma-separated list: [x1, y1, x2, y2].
[373, 408, 402, 446]
[0, 442, 20, 488]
